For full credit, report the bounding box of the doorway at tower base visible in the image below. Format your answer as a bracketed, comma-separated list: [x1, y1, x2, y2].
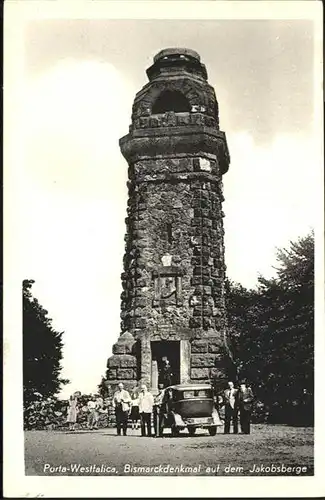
[138, 334, 229, 391]
[150, 340, 182, 390]
[140, 337, 191, 391]
[105, 330, 231, 392]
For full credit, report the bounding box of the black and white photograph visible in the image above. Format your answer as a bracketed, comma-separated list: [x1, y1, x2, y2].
[3, 0, 324, 497]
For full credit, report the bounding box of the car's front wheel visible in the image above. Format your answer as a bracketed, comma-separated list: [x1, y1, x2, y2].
[208, 426, 217, 436]
[188, 426, 196, 436]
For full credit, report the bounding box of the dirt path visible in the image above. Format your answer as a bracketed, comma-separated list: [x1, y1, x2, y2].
[25, 424, 313, 476]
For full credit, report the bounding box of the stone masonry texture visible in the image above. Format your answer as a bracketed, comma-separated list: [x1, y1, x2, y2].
[106, 48, 231, 391]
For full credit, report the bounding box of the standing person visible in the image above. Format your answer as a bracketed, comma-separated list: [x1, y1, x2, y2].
[95, 395, 104, 428]
[66, 393, 79, 431]
[138, 384, 155, 437]
[153, 384, 165, 437]
[223, 381, 239, 434]
[130, 389, 140, 430]
[159, 357, 173, 388]
[87, 396, 97, 430]
[112, 383, 131, 436]
[237, 381, 254, 434]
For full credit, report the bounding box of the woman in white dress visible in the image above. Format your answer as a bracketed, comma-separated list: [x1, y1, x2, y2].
[67, 393, 79, 431]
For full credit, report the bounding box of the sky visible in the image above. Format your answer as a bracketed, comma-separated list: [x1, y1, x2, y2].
[15, 18, 319, 398]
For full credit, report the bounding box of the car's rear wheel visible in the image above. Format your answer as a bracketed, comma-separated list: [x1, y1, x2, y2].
[208, 426, 217, 436]
[171, 424, 179, 437]
[188, 426, 196, 436]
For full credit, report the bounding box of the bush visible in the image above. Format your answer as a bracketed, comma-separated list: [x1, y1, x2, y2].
[24, 393, 116, 430]
[24, 395, 68, 430]
[251, 400, 270, 424]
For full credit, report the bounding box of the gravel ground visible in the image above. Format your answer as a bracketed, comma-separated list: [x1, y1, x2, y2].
[25, 424, 314, 476]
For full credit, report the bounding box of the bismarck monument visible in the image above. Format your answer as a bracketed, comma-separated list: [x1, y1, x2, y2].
[106, 48, 232, 392]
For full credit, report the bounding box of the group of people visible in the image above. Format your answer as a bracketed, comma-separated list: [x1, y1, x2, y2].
[112, 379, 254, 437]
[112, 382, 157, 437]
[66, 393, 104, 431]
[111, 356, 174, 437]
[66, 376, 254, 436]
[221, 380, 254, 435]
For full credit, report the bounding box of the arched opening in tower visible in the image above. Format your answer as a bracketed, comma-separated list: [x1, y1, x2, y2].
[152, 90, 191, 114]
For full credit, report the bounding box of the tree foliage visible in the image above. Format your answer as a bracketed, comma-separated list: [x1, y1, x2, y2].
[225, 232, 314, 425]
[23, 280, 69, 406]
[98, 375, 111, 399]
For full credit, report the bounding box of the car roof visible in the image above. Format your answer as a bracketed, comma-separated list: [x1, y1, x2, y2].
[166, 383, 212, 391]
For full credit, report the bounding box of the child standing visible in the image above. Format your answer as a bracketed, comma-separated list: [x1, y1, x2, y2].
[130, 390, 140, 430]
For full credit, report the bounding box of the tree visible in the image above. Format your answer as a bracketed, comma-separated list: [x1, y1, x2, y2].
[258, 232, 314, 424]
[224, 278, 260, 380]
[98, 375, 110, 399]
[23, 280, 69, 406]
[225, 232, 314, 424]
[275, 231, 314, 291]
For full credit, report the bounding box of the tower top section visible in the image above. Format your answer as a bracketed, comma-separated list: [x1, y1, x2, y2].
[154, 48, 201, 62]
[147, 47, 208, 81]
[119, 48, 230, 175]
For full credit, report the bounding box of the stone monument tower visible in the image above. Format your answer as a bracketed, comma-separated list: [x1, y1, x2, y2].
[106, 48, 231, 392]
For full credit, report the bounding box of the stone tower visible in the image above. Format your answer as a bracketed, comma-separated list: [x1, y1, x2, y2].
[106, 48, 231, 392]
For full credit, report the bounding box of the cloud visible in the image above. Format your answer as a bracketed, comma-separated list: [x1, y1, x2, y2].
[25, 20, 314, 147]
[22, 59, 134, 198]
[223, 131, 316, 287]
[20, 60, 135, 396]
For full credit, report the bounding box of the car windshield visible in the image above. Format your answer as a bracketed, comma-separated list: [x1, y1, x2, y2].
[182, 389, 212, 399]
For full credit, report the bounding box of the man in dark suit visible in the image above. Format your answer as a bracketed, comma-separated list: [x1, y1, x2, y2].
[158, 357, 173, 388]
[153, 384, 165, 437]
[237, 381, 254, 434]
[223, 381, 239, 434]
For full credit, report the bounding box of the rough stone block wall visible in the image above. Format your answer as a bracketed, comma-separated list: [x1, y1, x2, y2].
[106, 49, 231, 389]
[112, 157, 228, 384]
[187, 170, 227, 384]
[107, 159, 229, 386]
[106, 333, 138, 389]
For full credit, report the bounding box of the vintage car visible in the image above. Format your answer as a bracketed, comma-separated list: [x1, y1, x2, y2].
[157, 383, 222, 436]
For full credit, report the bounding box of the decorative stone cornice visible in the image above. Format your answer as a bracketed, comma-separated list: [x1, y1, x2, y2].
[130, 170, 224, 185]
[120, 127, 230, 174]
